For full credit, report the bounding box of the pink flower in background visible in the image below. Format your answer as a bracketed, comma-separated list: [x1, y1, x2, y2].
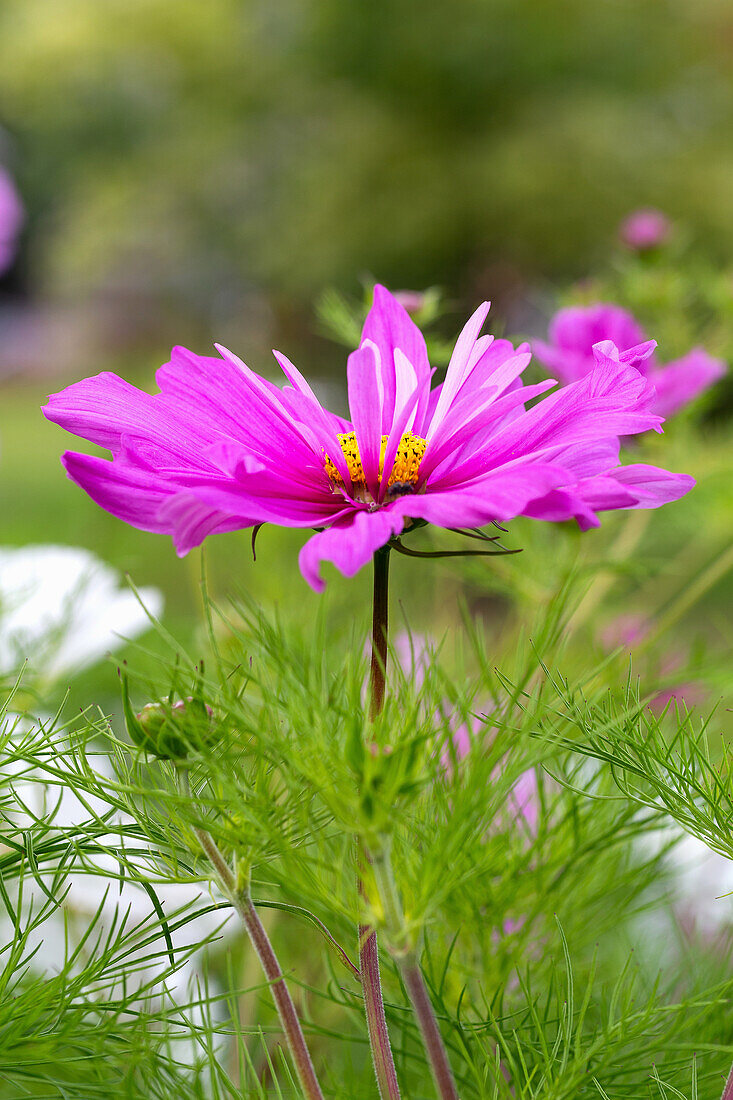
[534, 303, 726, 419]
[0, 166, 23, 275]
[44, 285, 693, 591]
[392, 290, 427, 314]
[393, 631, 540, 831]
[601, 613, 706, 714]
[619, 208, 671, 251]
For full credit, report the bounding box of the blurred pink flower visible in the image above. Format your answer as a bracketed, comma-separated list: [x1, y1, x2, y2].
[534, 303, 726, 418]
[600, 612, 706, 713]
[393, 631, 540, 832]
[45, 286, 693, 591]
[0, 166, 23, 275]
[619, 208, 671, 251]
[392, 290, 427, 313]
[600, 612, 650, 651]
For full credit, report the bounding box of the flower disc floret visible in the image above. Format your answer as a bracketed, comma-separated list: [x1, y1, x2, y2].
[325, 430, 428, 504]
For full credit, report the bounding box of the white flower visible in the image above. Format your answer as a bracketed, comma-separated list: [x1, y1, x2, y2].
[666, 832, 733, 935]
[0, 544, 163, 681]
[3, 736, 233, 1036]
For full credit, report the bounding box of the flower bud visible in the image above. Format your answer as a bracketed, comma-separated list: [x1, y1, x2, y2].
[392, 290, 427, 314]
[619, 208, 671, 251]
[123, 677, 214, 761]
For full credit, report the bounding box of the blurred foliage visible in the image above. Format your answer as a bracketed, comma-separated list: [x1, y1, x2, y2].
[1, 0, 733, 332]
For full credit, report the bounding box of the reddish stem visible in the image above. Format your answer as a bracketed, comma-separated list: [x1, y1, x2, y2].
[402, 962, 459, 1100]
[195, 828, 324, 1100]
[359, 917, 402, 1100]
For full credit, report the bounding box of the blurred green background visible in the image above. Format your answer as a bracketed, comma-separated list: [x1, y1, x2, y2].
[3, 0, 733, 332]
[1, 0, 732, 698]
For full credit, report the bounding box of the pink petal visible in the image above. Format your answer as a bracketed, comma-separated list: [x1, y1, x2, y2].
[437, 356, 661, 490]
[298, 508, 404, 592]
[361, 284, 432, 434]
[347, 342, 383, 498]
[61, 451, 178, 533]
[423, 379, 555, 483]
[427, 300, 491, 434]
[45, 373, 205, 459]
[377, 383, 421, 503]
[649, 349, 726, 418]
[156, 493, 250, 555]
[391, 464, 569, 529]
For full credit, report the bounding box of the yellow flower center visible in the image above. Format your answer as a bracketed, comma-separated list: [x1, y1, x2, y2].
[324, 431, 428, 501]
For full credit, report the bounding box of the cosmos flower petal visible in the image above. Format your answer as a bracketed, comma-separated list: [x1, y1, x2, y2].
[649, 349, 726, 418]
[361, 284, 432, 433]
[540, 437, 621, 479]
[581, 464, 696, 511]
[473, 343, 532, 397]
[182, 467, 353, 527]
[64, 448, 256, 553]
[347, 342, 383, 497]
[377, 382, 422, 503]
[435, 356, 660, 490]
[214, 343, 346, 475]
[390, 463, 570, 528]
[62, 451, 178, 532]
[525, 465, 695, 531]
[618, 339, 657, 368]
[534, 305, 648, 386]
[156, 493, 252, 556]
[156, 348, 321, 475]
[394, 348, 422, 432]
[422, 344, 531, 453]
[552, 304, 646, 360]
[272, 348, 357, 479]
[44, 373, 199, 457]
[298, 508, 405, 592]
[423, 379, 555, 482]
[428, 300, 492, 433]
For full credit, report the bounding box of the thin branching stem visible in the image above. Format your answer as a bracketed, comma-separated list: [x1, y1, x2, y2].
[191, 820, 325, 1100]
[371, 844, 459, 1100]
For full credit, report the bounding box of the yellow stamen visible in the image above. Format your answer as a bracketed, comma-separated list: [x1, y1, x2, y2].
[324, 430, 428, 500]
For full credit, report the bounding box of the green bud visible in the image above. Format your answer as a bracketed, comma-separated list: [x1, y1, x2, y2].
[122, 675, 214, 761]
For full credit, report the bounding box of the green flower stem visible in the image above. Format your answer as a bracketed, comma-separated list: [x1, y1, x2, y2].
[371, 844, 459, 1100]
[192, 825, 325, 1100]
[360, 545, 403, 1099]
[369, 545, 391, 721]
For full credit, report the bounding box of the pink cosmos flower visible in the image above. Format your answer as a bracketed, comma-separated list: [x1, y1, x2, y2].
[619, 208, 671, 251]
[44, 286, 694, 591]
[533, 303, 726, 419]
[0, 166, 23, 275]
